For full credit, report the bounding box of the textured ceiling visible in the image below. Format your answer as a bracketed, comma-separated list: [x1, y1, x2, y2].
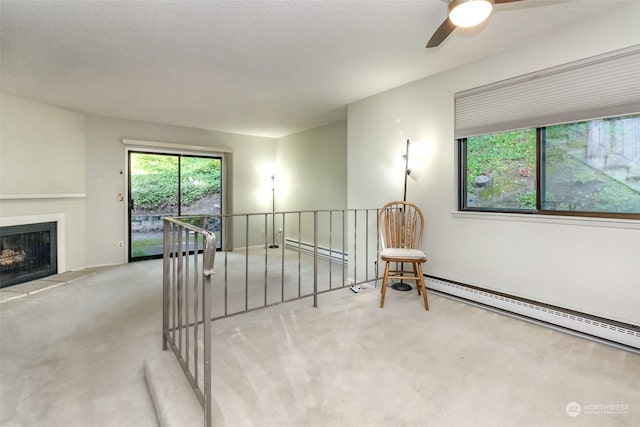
[1, 0, 634, 138]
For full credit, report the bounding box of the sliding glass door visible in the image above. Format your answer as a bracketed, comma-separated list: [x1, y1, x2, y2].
[128, 151, 222, 261]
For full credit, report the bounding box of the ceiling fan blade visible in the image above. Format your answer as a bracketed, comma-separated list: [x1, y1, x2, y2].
[426, 18, 456, 48]
[426, 0, 523, 48]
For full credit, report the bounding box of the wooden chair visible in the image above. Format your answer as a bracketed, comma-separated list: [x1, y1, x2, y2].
[378, 201, 429, 310]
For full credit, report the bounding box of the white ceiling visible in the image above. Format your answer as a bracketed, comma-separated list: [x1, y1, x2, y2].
[0, 0, 633, 138]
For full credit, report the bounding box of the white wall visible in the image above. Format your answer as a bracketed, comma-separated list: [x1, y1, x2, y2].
[84, 115, 275, 265]
[0, 93, 87, 270]
[1, 93, 277, 268]
[0, 92, 347, 268]
[276, 120, 347, 212]
[347, 6, 640, 325]
[276, 121, 348, 249]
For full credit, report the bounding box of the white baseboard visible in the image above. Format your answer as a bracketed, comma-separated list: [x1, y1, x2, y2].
[284, 238, 347, 264]
[425, 276, 640, 351]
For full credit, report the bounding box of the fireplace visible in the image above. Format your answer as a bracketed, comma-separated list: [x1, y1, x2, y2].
[0, 222, 58, 288]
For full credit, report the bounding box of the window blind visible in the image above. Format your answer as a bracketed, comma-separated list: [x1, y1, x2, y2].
[454, 45, 640, 139]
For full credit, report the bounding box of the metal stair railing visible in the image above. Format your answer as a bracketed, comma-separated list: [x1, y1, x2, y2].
[162, 217, 216, 425]
[162, 208, 380, 426]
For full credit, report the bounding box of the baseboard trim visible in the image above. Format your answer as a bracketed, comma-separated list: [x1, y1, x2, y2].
[425, 275, 640, 352]
[284, 238, 347, 264]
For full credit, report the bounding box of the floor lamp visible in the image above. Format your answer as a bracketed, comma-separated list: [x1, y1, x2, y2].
[391, 139, 414, 292]
[268, 174, 279, 249]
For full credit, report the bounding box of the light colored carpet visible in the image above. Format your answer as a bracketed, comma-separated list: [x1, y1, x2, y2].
[0, 261, 163, 427]
[1, 254, 639, 427]
[203, 288, 640, 427]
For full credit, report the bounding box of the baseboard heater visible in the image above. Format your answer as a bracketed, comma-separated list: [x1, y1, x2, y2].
[425, 275, 640, 352]
[284, 238, 347, 264]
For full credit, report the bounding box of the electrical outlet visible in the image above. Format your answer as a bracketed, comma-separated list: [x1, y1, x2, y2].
[117, 241, 124, 248]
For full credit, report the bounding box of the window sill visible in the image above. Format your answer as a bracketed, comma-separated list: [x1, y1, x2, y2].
[451, 211, 640, 230]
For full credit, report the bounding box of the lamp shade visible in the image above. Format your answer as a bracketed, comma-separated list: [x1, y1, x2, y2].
[448, 0, 494, 28]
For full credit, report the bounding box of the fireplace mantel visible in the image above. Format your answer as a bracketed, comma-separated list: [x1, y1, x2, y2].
[0, 193, 86, 200]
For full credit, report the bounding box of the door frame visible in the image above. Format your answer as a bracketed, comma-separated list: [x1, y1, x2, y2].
[124, 144, 227, 262]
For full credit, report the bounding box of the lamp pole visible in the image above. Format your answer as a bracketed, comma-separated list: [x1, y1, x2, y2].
[391, 139, 413, 292]
[269, 174, 279, 248]
[403, 138, 410, 203]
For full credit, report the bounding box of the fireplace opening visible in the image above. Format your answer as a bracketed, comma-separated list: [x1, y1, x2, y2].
[0, 222, 58, 288]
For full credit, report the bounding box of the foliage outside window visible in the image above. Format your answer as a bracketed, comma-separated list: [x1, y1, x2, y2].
[131, 154, 221, 210]
[461, 115, 640, 218]
[464, 129, 536, 210]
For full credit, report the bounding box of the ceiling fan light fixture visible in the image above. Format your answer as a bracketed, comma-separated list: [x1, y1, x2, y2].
[448, 0, 494, 28]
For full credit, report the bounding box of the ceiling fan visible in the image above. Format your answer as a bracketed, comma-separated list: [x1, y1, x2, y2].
[426, 0, 522, 48]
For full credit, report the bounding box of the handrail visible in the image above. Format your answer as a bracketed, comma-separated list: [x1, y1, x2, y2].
[162, 217, 216, 425]
[162, 208, 381, 426]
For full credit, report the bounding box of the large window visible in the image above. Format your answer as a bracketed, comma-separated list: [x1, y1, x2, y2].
[455, 46, 640, 219]
[460, 115, 640, 218]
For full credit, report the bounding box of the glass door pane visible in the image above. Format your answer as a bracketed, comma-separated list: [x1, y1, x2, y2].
[180, 156, 223, 249]
[129, 152, 179, 260]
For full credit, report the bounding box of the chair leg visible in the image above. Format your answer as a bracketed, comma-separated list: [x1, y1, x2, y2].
[417, 263, 429, 311]
[380, 261, 390, 308]
[412, 263, 421, 295]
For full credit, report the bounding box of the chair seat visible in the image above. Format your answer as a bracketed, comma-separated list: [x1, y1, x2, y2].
[380, 248, 426, 262]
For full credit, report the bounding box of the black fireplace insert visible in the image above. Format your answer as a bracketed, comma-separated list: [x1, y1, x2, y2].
[0, 222, 58, 288]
